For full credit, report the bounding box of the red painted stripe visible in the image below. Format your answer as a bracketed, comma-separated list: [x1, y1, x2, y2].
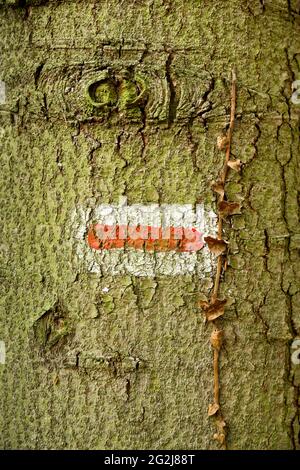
[87, 224, 204, 252]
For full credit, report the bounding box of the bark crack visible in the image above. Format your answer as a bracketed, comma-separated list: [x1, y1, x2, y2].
[165, 51, 177, 127]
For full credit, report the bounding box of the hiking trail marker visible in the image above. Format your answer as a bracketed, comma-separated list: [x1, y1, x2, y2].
[73, 198, 217, 277]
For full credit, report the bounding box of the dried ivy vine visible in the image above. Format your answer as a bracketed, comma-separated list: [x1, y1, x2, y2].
[199, 69, 239, 449]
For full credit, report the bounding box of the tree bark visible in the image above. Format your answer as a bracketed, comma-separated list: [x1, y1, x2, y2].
[0, 0, 299, 450]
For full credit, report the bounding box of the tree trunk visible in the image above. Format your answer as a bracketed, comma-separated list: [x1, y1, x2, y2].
[0, 0, 299, 450]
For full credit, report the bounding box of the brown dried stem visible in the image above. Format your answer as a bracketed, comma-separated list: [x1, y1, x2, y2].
[210, 69, 237, 450]
[213, 348, 220, 405]
[212, 70, 236, 304]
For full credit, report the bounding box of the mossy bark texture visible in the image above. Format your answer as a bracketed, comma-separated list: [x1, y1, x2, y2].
[0, 0, 300, 450]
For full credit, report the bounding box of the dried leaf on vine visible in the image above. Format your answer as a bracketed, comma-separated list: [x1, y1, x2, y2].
[214, 419, 226, 445]
[227, 159, 242, 172]
[217, 135, 228, 150]
[216, 418, 226, 432]
[210, 329, 224, 351]
[218, 201, 241, 218]
[199, 300, 210, 310]
[213, 432, 226, 445]
[204, 236, 228, 256]
[211, 180, 225, 197]
[208, 403, 220, 416]
[199, 298, 227, 321]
